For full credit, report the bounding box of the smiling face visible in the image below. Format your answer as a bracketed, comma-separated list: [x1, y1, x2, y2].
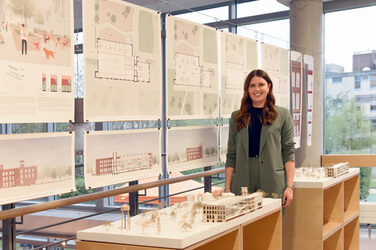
[248, 75, 270, 108]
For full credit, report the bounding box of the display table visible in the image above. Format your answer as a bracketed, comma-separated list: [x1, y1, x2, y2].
[283, 168, 360, 250]
[77, 198, 282, 250]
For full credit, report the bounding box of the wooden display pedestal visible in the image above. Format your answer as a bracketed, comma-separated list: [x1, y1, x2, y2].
[77, 198, 282, 250]
[283, 168, 360, 250]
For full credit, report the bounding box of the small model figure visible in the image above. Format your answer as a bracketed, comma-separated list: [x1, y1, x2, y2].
[121, 204, 130, 230]
[241, 187, 248, 197]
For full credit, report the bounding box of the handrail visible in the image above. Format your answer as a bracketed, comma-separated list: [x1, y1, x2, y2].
[0, 168, 225, 220]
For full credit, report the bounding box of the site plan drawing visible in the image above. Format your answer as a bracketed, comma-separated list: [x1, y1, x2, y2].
[83, 0, 162, 121]
[0, 0, 74, 123]
[220, 31, 258, 117]
[84, 129, 161, 189]
[167, 126, 218, 172]
[261, 43, 290, 109]
[0, 132, 75, 205]
[166, 16, 219, 119]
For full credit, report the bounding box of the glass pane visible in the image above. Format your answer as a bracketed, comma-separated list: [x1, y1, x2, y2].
[237, 19, 289, 48]
[237, 0, 289, 18]
[176, 6, 228, 24]
[324, 6, 376, 203]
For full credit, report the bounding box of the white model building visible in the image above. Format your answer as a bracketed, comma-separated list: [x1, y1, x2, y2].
[325, 162, 349, 178]
[202, 192, 263, 222]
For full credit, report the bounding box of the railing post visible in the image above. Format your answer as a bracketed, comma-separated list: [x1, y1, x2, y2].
[2, 204, 16, 250]
[129, 181, 139, 216]
[204, 166, 212, 193]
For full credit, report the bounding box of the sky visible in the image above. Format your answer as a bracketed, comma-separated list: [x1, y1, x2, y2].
[177, 1, 376, 73]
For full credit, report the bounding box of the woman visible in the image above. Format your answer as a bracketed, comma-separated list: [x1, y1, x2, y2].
[225, 69, 295, 207]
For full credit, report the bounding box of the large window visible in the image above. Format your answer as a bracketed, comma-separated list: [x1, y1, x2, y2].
[176, 6, 228, 24]
[237, 0, 288, 18]
[325, 6, 376, 202]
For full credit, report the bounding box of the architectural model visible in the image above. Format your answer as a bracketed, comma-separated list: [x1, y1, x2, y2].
[295, 162, 349, 179]
[324, 162, 349, 178]
[202, 192, 263, 223]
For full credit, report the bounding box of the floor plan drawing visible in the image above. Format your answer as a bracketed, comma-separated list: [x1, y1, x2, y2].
[166, 16, 219, 119]
[83, 0, 161, 121]
[95, 38, 151, 83]
[261, 43, 290, 109]
[220, 32, 258, 117]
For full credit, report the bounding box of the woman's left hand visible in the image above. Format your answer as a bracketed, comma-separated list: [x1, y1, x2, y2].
[282, 187, 293, 207]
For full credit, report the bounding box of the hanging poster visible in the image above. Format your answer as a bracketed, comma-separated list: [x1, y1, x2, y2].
[220, 124, 229, 163]
[167, 126, 218, 172]
[166, 16, 219, 119]
[220, 31, 258, 118]
[291, 51, 303, 149]
[304, 54, 314, 146]
[84, 129, 161, 189]
[0, 0, 74, 123]
[261, 43, 290, 109]
[83, 0, 162, 121]
[0, 132, 75, 205]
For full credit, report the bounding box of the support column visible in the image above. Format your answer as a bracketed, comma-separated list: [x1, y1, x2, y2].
[289, 0, 323, 167]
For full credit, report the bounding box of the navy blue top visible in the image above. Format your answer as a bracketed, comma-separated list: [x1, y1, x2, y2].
[248, 107, 263, 158]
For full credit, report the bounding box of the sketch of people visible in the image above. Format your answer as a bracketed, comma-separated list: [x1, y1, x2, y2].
[5, 21, 8, 32]
[21, 24, 28, 55]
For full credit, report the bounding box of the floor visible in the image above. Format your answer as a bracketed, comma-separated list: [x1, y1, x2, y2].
[360, 228, 376, 250]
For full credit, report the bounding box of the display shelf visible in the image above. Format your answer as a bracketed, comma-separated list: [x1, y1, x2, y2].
[283, 168, 360, 250]
[344, 175, 360, 224]
[323, 183, 343, 239]
[77, 198, 281, 250]
[344, 217, 359, 250]
[323, 228, 343, 250]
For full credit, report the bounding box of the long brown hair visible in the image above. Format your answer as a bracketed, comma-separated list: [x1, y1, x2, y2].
[235, 69, 278, 132]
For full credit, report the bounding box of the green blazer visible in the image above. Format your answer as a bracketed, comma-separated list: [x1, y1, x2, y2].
[225, 106, 295, 197]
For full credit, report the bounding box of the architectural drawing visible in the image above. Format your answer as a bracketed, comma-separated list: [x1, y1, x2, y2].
[167, 126, 218, 172]
[304, 54, 314, 146]
[166, 16, 219, 119]
[95, 151, 153, 175]
[95, 38, 151, 82]
[0, 0, 74, 123]
[85, 129, 161, 189]
[0, 160, 37, 188]
[83, 0, 161, 121]
[261, 43, 290, 109]
[0, 132, 75, 205]
[291, 51, 303, 149]
[220, 32, 258, 117]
